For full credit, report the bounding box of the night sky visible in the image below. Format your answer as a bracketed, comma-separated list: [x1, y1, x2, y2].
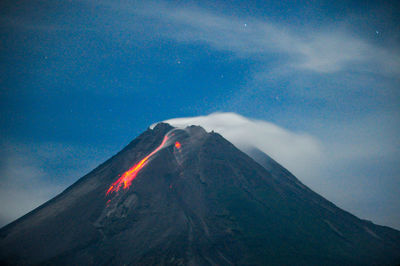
[1, 0, 399, 229]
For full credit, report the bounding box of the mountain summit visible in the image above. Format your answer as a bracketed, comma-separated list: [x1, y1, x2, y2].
[1, 123, 399, 265]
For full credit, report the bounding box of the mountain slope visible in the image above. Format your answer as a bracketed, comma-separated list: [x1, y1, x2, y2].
[1, 123, 399, 265]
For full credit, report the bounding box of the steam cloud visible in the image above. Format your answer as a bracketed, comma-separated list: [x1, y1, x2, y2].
[158, 112, 324, 181]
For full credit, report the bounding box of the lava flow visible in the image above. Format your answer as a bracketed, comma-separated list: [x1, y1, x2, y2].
[106, 135, 169, 196]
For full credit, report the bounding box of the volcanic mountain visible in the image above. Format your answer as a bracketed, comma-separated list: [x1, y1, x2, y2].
[1, 123, 399, 265]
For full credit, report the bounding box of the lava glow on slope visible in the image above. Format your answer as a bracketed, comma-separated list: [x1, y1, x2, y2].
[175, 141, 181, 149]
[106, 135, 170, 196]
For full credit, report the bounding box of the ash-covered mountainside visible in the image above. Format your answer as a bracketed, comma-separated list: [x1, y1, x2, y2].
[1, 123, 399, 265]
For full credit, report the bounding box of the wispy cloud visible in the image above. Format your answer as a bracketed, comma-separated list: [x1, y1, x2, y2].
[162, 112, 324, 181]
[0, 141, 112, 227]
[132, 2, 400, 76]
[8, 1, 399, 76]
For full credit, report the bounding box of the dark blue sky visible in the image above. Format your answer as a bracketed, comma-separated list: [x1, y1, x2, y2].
[1, 0, 399, 229]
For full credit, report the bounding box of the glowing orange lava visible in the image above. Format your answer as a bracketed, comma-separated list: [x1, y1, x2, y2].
[175, 141, 181, 149]
[106, 135, 169, 196]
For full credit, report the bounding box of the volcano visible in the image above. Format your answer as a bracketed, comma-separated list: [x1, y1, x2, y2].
[1, 123, 400, 265]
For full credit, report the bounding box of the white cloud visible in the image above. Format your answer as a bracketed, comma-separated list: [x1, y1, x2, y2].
[161, 112, 324, 180]
[133, 2, 400, 76]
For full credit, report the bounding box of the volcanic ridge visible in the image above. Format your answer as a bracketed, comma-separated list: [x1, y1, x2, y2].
[1, 123, 399, 265]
